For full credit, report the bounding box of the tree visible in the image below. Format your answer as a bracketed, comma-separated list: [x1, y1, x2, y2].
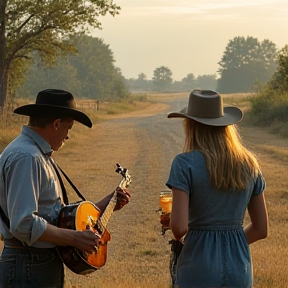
[249, 45, 288, 127]
[69, 35, 127, 100]
[17, 35, 129, 101]
[0, 0, 120, 109]
[195, 74, 217, 90]
[152, 66, 173, 92]
[138, 73, 147, 81]
[181, 73, 195, 91]
[217, 36, 278, 93]
[269, 45, 288, 91]
[17, 56, 81, 98]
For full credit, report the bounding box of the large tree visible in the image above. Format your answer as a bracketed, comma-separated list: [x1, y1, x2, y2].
[181, 73, 196, 92]
[269, 45, 288, 91]
[17, 35, 129, 100]
[70, 35, 127, 100]
[195, 74, 217, 90]
[249, 45, 288, 127]
[152, 66, 173, 92]
[0, 0, 120, 109]
[217, 36, 278, 93]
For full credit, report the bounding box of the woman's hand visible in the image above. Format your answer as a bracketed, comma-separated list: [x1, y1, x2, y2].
[160, 212, 171, 230]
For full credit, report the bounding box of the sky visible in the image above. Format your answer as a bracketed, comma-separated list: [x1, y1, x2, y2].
[92, 0, 288, 81]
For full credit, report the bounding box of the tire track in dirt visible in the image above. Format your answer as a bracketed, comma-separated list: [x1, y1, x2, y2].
[51, 95, 288, 287]
[65, 94, 287, 287]
[64, 96, 187, 287]
[2, 94, 287, 287]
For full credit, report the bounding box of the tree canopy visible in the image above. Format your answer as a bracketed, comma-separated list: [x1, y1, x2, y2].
[125, 72, 217, 93]
[0, 0, 120, 108]
[217, 36, 278, 93]
[17, 35, 129, 101]
[152, 66, 173, 92]
[249, 45, 288, 131]
[269, 45, 288, 91]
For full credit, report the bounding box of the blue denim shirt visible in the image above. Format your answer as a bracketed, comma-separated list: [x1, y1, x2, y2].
[0, 126, 63, 248]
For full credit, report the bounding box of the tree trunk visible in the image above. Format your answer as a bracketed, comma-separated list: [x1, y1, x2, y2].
[0, 66, 9, 111]
[0, 0, 8, 111]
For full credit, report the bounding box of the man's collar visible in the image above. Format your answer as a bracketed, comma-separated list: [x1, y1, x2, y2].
[21, 125, 53, 156]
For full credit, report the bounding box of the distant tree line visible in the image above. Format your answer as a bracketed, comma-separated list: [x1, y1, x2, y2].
[125, 36, 279, 94]
[125, 69, 217, 93]
[16, 35, 128, 101]
[0, 0, 283, 109]
[11, 35, 283, 102]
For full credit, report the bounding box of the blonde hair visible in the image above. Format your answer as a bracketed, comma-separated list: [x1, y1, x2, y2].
[183, 118, 259, 191]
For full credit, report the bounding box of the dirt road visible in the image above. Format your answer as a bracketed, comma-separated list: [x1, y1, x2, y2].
[2, 93, 287, 287]
[58, 94, 190, 287]
[59, 94, 288, 287]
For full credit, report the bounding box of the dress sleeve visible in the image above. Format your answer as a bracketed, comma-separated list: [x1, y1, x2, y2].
[252, 171, 266, 196]
[166, 154, 190, 195]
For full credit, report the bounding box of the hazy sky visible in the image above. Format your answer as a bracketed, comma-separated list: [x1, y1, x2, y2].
[92, 0, 288, 81]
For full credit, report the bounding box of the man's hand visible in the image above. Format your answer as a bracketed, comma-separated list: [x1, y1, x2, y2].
[38, 224, 101, 254]
[73, 229, 101, 254]
[114, 187, 131, 211]
[94, 187, 131, 213]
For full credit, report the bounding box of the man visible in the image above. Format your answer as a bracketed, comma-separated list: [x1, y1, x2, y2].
[0, 89, 130, 287]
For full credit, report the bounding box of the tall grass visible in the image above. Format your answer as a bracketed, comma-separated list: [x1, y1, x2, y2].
[248, 88, 288, 137]
[0, 95, 151, 151]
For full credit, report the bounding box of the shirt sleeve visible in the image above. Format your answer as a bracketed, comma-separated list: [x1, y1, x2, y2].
[6, 153, 47, 245]
[166, 154, 190, 195]
[252, 171, 266, 196]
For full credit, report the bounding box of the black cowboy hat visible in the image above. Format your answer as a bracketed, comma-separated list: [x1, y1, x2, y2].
[14, 89, 92, 128]
[168, 90, 243, 126]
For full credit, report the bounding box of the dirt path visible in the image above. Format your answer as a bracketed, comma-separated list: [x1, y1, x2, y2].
[57, 95, 190, 287]
[56, 94, 288, 287]
[2, 94, 287, 287]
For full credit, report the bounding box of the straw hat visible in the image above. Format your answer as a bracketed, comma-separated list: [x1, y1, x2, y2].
[167, 90, 243, 126]
[14, 89, 92, 128]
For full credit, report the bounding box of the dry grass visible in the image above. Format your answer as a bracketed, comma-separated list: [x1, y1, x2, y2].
[1, 93, 288, 287]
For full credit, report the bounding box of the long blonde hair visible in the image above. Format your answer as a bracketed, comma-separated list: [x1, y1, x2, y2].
[183, 118, 259, 191]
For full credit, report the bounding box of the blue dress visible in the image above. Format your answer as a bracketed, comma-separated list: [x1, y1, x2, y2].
[166, 151, 265, 288]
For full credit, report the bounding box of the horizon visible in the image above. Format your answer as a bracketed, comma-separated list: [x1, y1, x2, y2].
[92, 0, 288, 81]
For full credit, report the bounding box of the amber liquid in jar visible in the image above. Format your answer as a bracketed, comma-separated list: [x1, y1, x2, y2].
[159, 190, 172, 214]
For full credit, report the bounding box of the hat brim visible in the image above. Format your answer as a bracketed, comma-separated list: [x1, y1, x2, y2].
[14, 104, 92, 128]
[167, 106, 243, 126]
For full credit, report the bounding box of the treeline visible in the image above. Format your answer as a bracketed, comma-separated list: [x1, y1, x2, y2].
[125, 70, 217, 93]
[0, 0, 286, 114]
[125, 36, 279, 94]
[15, 35, 281, 98]
[16, 35, 129, 101]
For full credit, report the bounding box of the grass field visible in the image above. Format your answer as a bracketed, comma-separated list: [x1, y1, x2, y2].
[1, 93, 288, 287]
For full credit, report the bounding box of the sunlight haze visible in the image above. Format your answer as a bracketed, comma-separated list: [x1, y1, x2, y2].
[92, 0, 288, 81]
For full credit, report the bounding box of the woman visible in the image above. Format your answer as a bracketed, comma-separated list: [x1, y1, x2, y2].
[166, 90, 268, 288]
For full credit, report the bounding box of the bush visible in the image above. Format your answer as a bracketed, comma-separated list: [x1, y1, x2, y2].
[249, 87, 288, 135]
